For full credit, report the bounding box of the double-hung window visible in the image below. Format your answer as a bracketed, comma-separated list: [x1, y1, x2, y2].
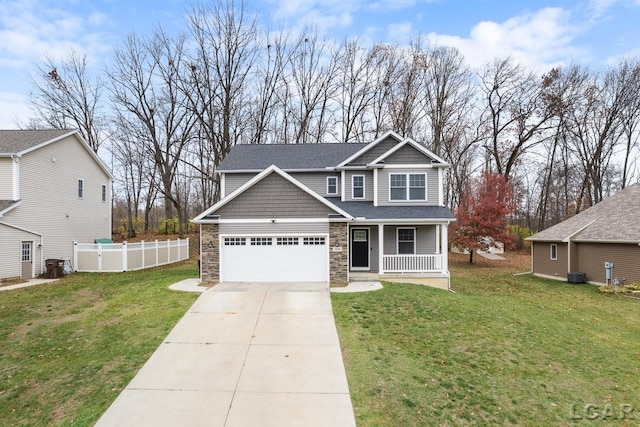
[389, 173, 426, 201]
[550, 244, 558, 260]
[352, 175, 365, 199]
[327, 177, 338, 195]
[397, 228, 416, 254]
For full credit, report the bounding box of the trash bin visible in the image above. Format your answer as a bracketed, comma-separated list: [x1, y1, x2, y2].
[45, 259, 64, 279]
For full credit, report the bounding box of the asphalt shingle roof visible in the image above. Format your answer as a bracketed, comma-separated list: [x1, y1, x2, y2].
[218, 143, 368, 171]
[327, 198, 455, 220]
[0, 129, 72, 154]
[0, 200, 20, 214]
[528, 183, 640, 243]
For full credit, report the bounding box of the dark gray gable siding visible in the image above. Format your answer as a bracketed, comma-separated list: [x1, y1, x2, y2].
[225, 173, 258, 194]
[215, 173, 336, 219]
[384, 144, 433, 164]
[346, 136, 398, 165]
[290, 172, 341, 196]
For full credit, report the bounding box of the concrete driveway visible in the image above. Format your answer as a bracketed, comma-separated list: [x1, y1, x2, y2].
[96, 282, 356, 427]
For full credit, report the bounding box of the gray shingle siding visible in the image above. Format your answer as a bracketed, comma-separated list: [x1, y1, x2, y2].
[384, 145, 433, 164]
[290, 172, 341, 197]
[347, 136, 398, 165]
[215, 173, 335, 219]
[225, 173, 257, 194]
[345, 170, 373, 201]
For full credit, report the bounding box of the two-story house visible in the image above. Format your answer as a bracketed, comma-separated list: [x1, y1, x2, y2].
[0, 129, 113, 280]
[193, 131, 456, 288]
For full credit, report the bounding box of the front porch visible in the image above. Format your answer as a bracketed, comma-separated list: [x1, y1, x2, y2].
[349, 270, 450, 290]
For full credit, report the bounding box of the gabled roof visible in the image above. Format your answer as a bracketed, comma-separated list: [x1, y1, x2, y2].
[0, 200, 21, 217]
[369, 137, 449, 167]
[0, 129, 73, 155]
[217, 143, 367, 171]
[193, 165, 354, 222]
[527, 183, 640, 243]
[337, 131, 404, 167]
[0, 129, 114, 180]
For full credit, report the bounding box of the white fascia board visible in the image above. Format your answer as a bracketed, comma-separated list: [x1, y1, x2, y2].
[192, 165, 354, 223]
[20, 130, 114, 180]
[368, 138, 449, 167]
[337, 130, 403, 167]
[351, 218, 456, 224]
[0, 220, 42, 236]
[218, 218, 330, 223]
[220, 168, 330, 173]
[0, 200, 21, 217]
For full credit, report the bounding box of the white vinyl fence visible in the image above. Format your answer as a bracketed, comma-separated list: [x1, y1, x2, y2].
[74, 239, 189, 272]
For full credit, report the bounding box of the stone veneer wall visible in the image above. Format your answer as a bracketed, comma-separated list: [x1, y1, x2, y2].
[200, 224, 219, 283]
[329, 222, 349, 285]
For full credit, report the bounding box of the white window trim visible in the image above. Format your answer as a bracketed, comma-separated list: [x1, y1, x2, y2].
[77, 179, 84, 199]
[352, 174, 365, 200]
[397, 227, 417, 255]
[550, 243, 558, 261]
[388, 173, 427, 202]
[326, 176, 338, 196]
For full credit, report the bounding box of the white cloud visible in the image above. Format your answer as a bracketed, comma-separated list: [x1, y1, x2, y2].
[0, 91, 31, 128]
[386, 21, 414, 43]
[426, 7, 586, 70]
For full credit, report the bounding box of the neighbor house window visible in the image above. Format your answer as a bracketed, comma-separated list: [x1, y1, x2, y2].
[352, 175, 364, 199]
[397, 228, 416, 254]
[77, 179, 84, 199]
[326, 177, 338, 195]
[550, 244, 558, 260]
[389, 173, 426, 201]
[101, 184, 107, 202]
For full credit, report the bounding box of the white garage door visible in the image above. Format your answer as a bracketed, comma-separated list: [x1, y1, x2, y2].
[220, 236, 329, 282]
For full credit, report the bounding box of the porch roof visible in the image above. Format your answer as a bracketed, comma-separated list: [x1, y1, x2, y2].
[326, 198, 455, 221]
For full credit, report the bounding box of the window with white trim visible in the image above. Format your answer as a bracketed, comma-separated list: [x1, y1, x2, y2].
[21, 242, 31, 262]
[389, 173, 426, 201]
[327, 176, 338, 195]
[550, 244, 557, 260]
[77, 179, 84, 199]
[303, 237, 326, 245]
[250, 237, 272, 246]
[397, 228, 416, 254]
[277, 237, 299, 245]
[101, 184, 107, 202]
[352, 175, 364, 199]
[224, 237, 246, 246]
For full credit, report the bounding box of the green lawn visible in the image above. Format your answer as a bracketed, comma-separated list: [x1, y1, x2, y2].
[0, 260, 199, 426]
[332, 253, 640, 426]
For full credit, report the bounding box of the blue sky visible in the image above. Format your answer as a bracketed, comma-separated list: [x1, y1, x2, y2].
[0, 0, 639, 128]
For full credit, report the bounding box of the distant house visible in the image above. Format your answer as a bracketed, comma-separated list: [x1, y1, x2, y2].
[527, 183, 640, 285]
[193, 131, 456, 289]
[0, 130, 113, 280]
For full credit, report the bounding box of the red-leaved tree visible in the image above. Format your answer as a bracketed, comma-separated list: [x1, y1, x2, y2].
[450, 172, 517, 263]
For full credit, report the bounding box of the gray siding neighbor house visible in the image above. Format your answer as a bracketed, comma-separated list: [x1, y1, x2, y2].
[527, 183, 640, 285]
[193, 131, 456, 289]
[0, 130, 113, 280]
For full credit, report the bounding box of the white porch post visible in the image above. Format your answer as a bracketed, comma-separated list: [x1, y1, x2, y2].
[378, 224, 384, 273]
[441, 223, 449, 273]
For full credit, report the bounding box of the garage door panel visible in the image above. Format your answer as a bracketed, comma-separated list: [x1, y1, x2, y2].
[220, 236, 328, 282]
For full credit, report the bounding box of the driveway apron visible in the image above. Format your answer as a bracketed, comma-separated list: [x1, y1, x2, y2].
[96, 282, 356, 427]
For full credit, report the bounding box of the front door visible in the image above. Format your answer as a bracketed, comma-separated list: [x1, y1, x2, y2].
[351, 228, 369, 269]
[21, 241, 33, 279]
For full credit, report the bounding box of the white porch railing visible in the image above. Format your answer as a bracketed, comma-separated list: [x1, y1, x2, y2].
[382, 254, 443, 273]
[73, 239, 189, 272]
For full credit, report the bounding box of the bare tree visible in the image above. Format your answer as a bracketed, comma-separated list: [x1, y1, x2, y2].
[31, 50, 105, 152]
[108, 30, 196, 237]
[617, 58, 640, 188]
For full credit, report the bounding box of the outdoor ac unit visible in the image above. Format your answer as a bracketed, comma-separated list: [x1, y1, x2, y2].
[567, 272, 586, 284]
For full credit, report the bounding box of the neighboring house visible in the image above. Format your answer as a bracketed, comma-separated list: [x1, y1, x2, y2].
[0, 129, 113, 280]
[193, 131, 456, 288]
[527, 183, 640, 285]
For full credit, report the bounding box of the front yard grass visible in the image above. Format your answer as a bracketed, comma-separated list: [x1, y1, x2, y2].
[0, 259, 199, 426]
[333, 252, 640, 426]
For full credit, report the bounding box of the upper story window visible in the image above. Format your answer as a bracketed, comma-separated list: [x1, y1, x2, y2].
[327, 176, 338, 195]
[352, 175, 365, 199]
[389, 173, 426, 201]
[101, 184, 107, 202]
[77, 179, 84, 199]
